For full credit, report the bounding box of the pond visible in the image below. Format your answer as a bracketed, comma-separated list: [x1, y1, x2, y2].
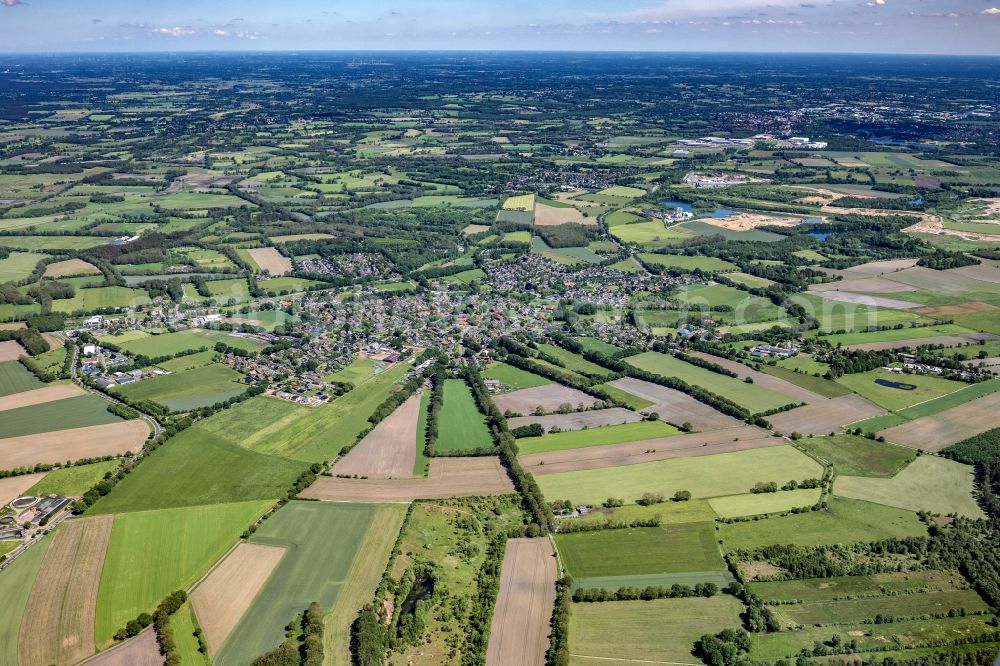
[875, 378, 917, 391]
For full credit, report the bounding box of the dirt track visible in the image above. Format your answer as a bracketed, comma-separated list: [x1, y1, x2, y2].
[606, 377, 743, 430]
[493, 385, 601, 415]
[86, 629, 164, 666]
[0, 472, 45, 506]
[507, 408, 642, 432]
[768, 394, 885, 436]
[485, 538, 557, 666]
[520, 425, 777, 475]
[0, 340, 28, 361]
[0, 384, 85, 412]
[19, 515, 114, 666]
[879, 391, 1000, 452]
[246, 247, 292, 276]
[689, 352, 821, 405]
[301, 457, 515, 503]
[192, 543, 287, 656]
[332, 393, 421, 479]
[0, 420, 150, 469]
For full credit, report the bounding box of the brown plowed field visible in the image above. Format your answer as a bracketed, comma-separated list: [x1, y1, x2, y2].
[768, 394, 885, 436]
[301, 457, 515, 503]
[18, 515, 114, 666]
[0, 472, 45, 506]
[842, 259, 919, 276]
[507, 408, 642, 432]
[493, 385, 601, 415]
[605, 377, 743, 431]
[192, 543, 286, 656]
[812, 291, 923, 310]
[43, 259, 101, 278]
[689, 352, 821, 405]
[810, 277, 916, 293]
[0, 420, 150, 469]
[246, 247, 292, 276]
[0, 340, 28, 361]
[332, 393, 421, 479]
[520, 426, 777, 475]
[879, 391, 1000, 452]
[86, 629, 164, 666]
[0, 384, 84, 412]
[485, 538, 557, 666]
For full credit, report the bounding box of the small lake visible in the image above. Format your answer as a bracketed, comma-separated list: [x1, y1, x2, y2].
[660, 200, 694, 213]
[808, 232, 830, 241]
[875, 378, 917, 391]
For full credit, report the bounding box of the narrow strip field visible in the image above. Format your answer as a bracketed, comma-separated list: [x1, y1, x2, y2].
[485, 538, 557, 666]
[878, 391, 1000, 451]
[605, 377, 743, 430]
[0, 383, 84, 411]
[690, 352, 826, 404]
[301, 457, 515, 503]
[520, 425, 777, 475]
[0, 420, 149, 471]
[507, 407, 642, 432]
[18, 515, 114, 666]
[191, 543, 287, 656]
[332, 392, 421, 478]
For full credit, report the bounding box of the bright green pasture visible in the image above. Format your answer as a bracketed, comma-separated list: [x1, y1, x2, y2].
[610, 220, 691, 245]
[24, 460, 120, 497]
[568, 597, 744, 665]
[0, 360, 43, 396]
[0, 235, 109, 251]
[516, 420, 678, 454]
[835, 455, 984, 519]
[536, 445, 823, 507]
[708, 488, 822, 518]
[796, 435, 915, 477]
[111, 363, 247, 411]
[772, 589, 987, 627]
[95, 500, 270, 646]
[436, 379, 493, 452]
[537, 343, 611, 377]
[50, 286, 150, 313]
[626, 351, 797, 413]
[834, 369, 965, 411]
[0, 394, 121, 438]
[0, 251, 45, 282]
[594, 382, 653, 411]
[820, 323, 975, 347]
[113, 330, 212, 357]
[481, 362, 552, 390]
[753, 569, 967, 604]
[0, 534, 51, 666]
[758, 363, 852, 398]
[852, 377, 1000, 432]
[638, 253, 737, 272]
[216, 501, 384, 665]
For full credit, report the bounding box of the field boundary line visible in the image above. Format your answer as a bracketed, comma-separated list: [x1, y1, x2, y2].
[570, 654, 700, 665]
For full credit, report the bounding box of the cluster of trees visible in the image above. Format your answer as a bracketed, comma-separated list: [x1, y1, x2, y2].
[574, 581, 719, 603]
[250, 602, 325, 666]
[0, 454, 120, 481]
[113, 590, 187, 666]
[556, 514, 662, 533]
[694, 628, 751, 666]
[674, 351, 738, 378]
[546, 578, 572, 666]
[0, 325, 50, 356]
[917, 251, 980, 270]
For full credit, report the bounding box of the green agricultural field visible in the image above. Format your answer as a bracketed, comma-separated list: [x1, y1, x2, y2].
[537, 445, 823, 507]
[516, 420, 678, 454]
[776, 353, 834, 376]
[442, 267, 485, 284]
[204, 278, 251, 302]
[726, 272, 775, 288]
[789, 294, 929, 333]
[0, 235, 110, 251]
[556, 521, 725, 580]
[436, 379, 493, 452]
[536, 343, 611, 377]
[0, 534, 51, 666]
[852, 377, 1000, 432]
[796, 435, 915, 477]
[719, 497, 926, 551]
[29, 345, 67, 375]
[0, 360, 43, 396]
[626, 351, 797, 413]
[593, 382, 653, 411]
[751, 615, 1000, 663]
[771, 589, 987, 627]
[610, 219, 691, 246]
[216, 501, 386, 665]
[90, 424, 307, 513]
[24, 460, 120, 497]
[326, 358, 377, 385]
[568, 596, 745, 665]
[0, 251, 45, 282]
[675, 283, 760, 309]
[758, 364, 852, 398]
[604, 210, 645, 226]
[50, 286, 150, 313]
[752, 570, 968, 604]
[95, 500, 270, 646]
[111, 363, 247, 411]
[708, 488, 822, 518]
[481, 362, 552, 391]
[258, 276, 325, 294]
[0, 394, 122, 438]
[558, 498, 718, 527]
[819, 323, 973, 347]
[156, 192, 250, 210]
[638, 253, 738, 273]
[172, 603, 209, 666]
[835, 455, 984, 519]
[834, 369, 966, 411]
[156, 350, 216, 372]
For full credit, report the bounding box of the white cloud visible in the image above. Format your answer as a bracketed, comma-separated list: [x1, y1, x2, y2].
[152, 26, 197, 37]
[982, 7, 1000, 15]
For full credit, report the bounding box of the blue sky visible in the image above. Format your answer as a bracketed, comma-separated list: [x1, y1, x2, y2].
[1, 0, 999, 55]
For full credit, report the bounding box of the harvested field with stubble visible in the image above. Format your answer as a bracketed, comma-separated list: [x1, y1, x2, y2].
[0, 383, 84, 411]
[689, 352, 825, 404]
[0, 339, 28, 361]
[520, 425, 777, 475]
[300, 457, 514, 503]
[508, 407, 642, 432]
[533, 202, 596, 226]
[492, 383, 602, 415]
[332, 393, 421, 478]
[768, 394, 885, 436]
[606, 377, 743, 430]
[879, 391, 1000, 451]
[86, 629, 164, 666]
[43, 258, 100, 277]
[18, 515, 114, 666]
[485, 538, 557, 666]
[0, 419, 149, 469]
[246, 247, 292, 275]
[191, 543, 286, 656]
[0, 472, 45, 506]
